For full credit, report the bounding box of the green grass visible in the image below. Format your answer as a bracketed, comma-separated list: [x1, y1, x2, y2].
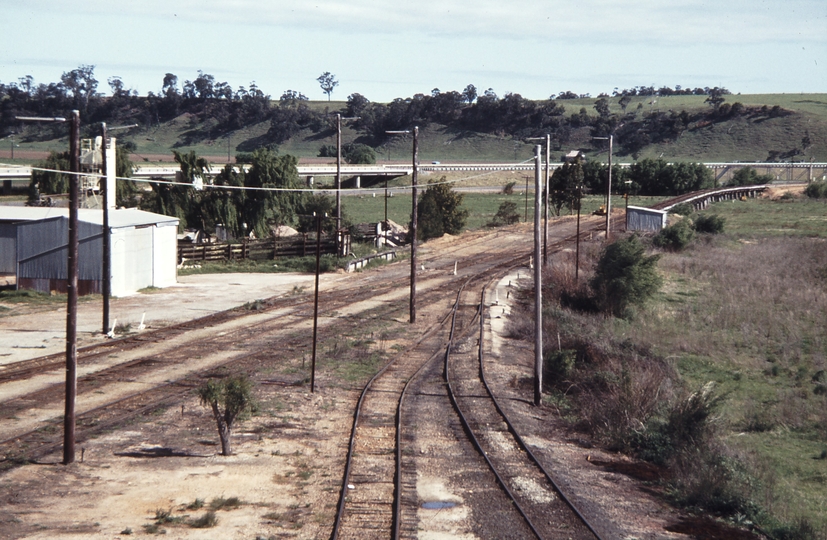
[0, 290, 66, 304]
[698, 197, 827, 238]
[178, 255, 342, 275]
[343, 191, 667, 232]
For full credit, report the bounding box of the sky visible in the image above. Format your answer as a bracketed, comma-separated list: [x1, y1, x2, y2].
[0, 0, 824, 102]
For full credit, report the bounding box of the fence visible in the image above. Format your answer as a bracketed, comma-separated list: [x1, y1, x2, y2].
[178, 235, 338, 264]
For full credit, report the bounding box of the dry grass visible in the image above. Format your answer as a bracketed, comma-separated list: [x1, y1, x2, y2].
[513, 230, 827, 535]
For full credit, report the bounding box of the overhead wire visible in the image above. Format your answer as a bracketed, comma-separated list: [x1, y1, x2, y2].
[0, 157, 539, 195]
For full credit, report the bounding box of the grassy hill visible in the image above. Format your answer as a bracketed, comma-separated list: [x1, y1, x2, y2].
[5, 94, 826, 166]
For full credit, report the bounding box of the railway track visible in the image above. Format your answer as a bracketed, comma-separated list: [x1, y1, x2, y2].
[0, 223, 566, 466]
[443, 284, 602, 539]
[332, 225, 606, 539]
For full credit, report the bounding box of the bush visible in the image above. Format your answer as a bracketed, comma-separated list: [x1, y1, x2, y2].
[804, 181, 827, 199]
[654, 219, 695, 251]
[487, 201, 520, 227]
[728, 166, 773, 186]
[544, 349, 577, 382]
[502, 181, 516, 195]
[189, 511, 218, 529]
[590, 236, 662, 316]
[416, 179, 469, 241]
[692, 213, 725, 234]
[670, 203, 694, 216]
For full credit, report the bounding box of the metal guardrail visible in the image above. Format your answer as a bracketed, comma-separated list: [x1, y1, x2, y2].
[2, 162, 826, 181]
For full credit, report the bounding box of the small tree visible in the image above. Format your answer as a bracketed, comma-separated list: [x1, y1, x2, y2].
[590, 236, 662, 317]
[416, 179, 469, 241]
[488, 201, 520, 227]
[693, 214, 725, 234]
[654, 219, 694, 251]
[29, 151, 70, 197]
[317, 72, 339, 101]
[197, 375, 255, 456]
[804, 181, 827, 199]
[728, 167, 772, 186]
[342, 143, 376, 164]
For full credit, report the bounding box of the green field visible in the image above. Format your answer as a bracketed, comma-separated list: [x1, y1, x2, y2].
[341, 190, 665, 231]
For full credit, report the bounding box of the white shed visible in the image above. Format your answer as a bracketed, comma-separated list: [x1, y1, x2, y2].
[0, 206, 179, 296]
[626, 205, 668, 232]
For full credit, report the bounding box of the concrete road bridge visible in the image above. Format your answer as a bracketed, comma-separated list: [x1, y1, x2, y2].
[2, 161, 826, 186]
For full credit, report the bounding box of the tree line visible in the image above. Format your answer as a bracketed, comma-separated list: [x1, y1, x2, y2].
[1, 65, 773, 159]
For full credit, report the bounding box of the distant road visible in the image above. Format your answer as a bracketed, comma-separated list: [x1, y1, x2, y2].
[2, 154, 826, 186]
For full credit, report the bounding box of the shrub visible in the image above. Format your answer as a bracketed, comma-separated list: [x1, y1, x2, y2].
[502, 181, 516, 195]
[654, 219, 695, 251]
[728, 167, 773, 186]
[189, 511, 218, 529]
[590, 236, 662, 317]
[693, 213, 725, 234]
[487, 201, 520, 227]
[804, 181, 827, 199]
[670, 203, 694, 216]
[544, 349, 577, 382]
[416, 179, 469, 241]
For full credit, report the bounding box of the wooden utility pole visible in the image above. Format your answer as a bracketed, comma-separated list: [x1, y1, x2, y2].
[527, 135, 551, 264]
[575, 185, 582, 283]
[385, 127, 419, 323]
[15, 112, 79, 464]
[336, 113, 342, 233]
[100, 124, 111, 335]
[533, 145, 543, 406]
[65, 110, 80, 464]
[410, 127, 419, 324]
[310, 213, 323, 393]
[544, 135, 550, 264]
[606, 134, 613, 239]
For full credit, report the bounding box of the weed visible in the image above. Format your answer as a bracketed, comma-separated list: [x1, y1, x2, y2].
[114, 322, 132, 335]
[141, 523, 164, 534]
[154, 507, 185, 524]
[209, 496, 242, 510]
[186, 498, 204, 510]
[188, 511, 218, 528]
[120, 527, 132, 535]
[244, 299, 265, 311]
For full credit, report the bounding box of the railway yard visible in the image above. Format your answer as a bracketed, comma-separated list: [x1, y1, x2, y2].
[1, 216, 726, 539]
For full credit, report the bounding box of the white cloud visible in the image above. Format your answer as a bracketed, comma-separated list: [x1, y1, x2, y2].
[16, 0, 826, 45]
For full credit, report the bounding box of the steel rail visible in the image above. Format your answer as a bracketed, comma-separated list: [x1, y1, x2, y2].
[329, 312, 452, 540]
[443, 294, 544, 539]
[477, 284, 605, 540]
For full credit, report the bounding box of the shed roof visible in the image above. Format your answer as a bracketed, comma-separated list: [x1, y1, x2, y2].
[0, 206, 178, 229]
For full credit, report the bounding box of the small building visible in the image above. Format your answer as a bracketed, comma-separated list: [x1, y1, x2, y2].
[0, 206, 179, 296]
[626, 205, 667, 232]
[563, 150, 586, 163]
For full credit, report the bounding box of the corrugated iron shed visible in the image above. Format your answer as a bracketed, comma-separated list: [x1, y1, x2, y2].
[0, 206, 179, 296]
[626, 205, 668, 232]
